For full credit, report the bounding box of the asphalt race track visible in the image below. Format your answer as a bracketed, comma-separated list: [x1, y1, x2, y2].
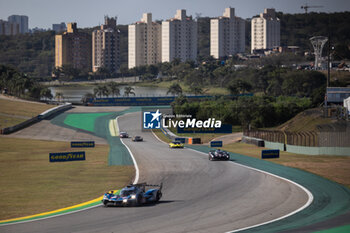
[1, 111, 309, 233]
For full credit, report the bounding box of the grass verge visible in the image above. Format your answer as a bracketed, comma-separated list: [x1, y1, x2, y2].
[222, 143, 350, 189]
[0, 98, 55, 128]
[0, 137, 134, 220]
[152, 129, 172, 143]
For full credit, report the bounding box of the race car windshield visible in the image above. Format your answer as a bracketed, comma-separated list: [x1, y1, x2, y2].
[120, 190, 134, 197]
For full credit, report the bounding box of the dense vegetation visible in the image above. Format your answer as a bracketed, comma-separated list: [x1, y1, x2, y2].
[0, 64, 52, 100]
[172, 95, 312, 129]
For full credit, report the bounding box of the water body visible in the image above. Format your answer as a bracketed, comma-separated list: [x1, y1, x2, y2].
[48, 85, 173, 103]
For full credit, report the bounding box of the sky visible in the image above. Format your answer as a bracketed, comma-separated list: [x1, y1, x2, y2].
[0, 0, 350, 29]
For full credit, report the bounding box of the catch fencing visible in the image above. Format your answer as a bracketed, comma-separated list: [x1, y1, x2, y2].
[244, 128, 350, 147]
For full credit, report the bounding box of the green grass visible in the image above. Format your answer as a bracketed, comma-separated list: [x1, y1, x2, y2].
[0, 137, 134, 220]
[64, 113, 112, 132]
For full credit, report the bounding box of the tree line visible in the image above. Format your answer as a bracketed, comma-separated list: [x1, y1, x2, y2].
[171, 95, 313, 129]
[0, 64, 52, 100]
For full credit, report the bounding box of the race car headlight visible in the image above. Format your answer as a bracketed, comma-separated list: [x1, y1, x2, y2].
[123, 199, 128, 203]
[131, 194, 136, 199]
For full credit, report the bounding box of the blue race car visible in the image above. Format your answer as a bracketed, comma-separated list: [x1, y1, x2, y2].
[102, 183, 163, 207]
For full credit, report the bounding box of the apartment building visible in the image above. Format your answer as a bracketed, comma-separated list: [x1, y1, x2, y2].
[128, 13, 162, 69]
[52, 22, 66, 33]
[210, 8, 245, 59]
[55, 23, 92, 70]
[251, 8, 280, 53]
[8, 15, 28, 34]
[92, 16, 120, 73]
[0, 19, 19, 35]
[161, 9, 197, 63]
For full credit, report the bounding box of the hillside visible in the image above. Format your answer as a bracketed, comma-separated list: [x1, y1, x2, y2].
[276, 108, 339, 132]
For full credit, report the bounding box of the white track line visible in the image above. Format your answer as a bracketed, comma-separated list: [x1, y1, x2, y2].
[116, 115, 139, 184]
[185, 147, 313, 233]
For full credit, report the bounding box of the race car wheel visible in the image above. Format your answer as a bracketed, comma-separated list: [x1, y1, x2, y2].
[156, 191, 162, 202]
[103, 200, 109, 207]
[136, 194, 142, 206]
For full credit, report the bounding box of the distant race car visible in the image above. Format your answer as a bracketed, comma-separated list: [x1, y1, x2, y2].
[208, 149, 230, 161]
[102, 183, 162, 207]
[119, 132, 129, 138]
[169, 141, 184, 148]
[132, 136, 143, 142]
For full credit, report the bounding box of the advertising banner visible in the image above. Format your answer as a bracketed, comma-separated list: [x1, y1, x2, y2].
[210, 141, 223, 147]
[49, 151, 86, 162]
[261, 150, 280, 159]
[71, 141, 95, 148]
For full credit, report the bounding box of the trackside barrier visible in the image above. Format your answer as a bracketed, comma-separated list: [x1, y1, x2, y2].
[188, 138, 201, 144]
[1, 103, 72, 134]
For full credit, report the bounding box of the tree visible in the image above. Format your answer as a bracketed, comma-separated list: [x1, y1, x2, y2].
[228, 79, 252, 95]
[81, 93, 95, 105]
[55, 92, 64, 103]
[94, 85, 110, 98]
[52, 67, 61, 79]
[123, 86, 135, 97]
[167, 83, 183, 96]
[107, 82, 120, 97]
[40, 87, 53, 101]
[189, 85, 204, 95]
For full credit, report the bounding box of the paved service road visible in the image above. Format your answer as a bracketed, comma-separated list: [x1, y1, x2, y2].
[1, 112, 309, 233]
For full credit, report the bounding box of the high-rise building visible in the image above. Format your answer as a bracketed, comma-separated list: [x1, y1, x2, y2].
[52, 22, 66, 33]
[128, 13, 162, 69]
[251, 8, 280, 53]
[92, 16, 120, 73]
[8, 15, 28, 34]
[210, 8, 245, 59]
[0, 19, 19, 35]
[55, 23, 92, 71]
[161, 9, 197, 63]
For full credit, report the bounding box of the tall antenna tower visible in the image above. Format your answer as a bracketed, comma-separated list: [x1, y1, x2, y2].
[310, 36, 328, 70]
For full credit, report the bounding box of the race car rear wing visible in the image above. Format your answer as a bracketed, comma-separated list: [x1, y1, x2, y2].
[132, 182, 163, 191]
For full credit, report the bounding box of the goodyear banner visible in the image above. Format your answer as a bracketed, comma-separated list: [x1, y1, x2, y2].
[210, 141, 223, 147]
[261, 150, 280, 159]
[49, 151, 86, 162]
[71, 141, 95, 148]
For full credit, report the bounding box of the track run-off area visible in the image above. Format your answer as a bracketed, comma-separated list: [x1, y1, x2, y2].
[0, 107, 349, 233]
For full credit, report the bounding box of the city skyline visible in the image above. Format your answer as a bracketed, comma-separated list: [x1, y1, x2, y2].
[0, 0, 350, 29]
